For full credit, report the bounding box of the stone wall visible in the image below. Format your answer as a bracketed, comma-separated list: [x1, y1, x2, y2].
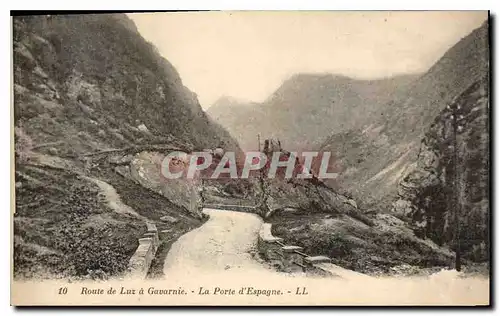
[257, 222, 344, 277]
[203, 204, 257, 213]
[127, 222, 159, 279]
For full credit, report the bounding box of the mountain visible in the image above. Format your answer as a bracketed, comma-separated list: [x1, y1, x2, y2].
[12, 14, 237, 279]
[208, 19, 489, 270]
[319, 20, 489, 207]
[393, 76, 489, 262]
[13, 14, 238, 155]
[207, 96, 265, 150]
[207, 74, 418, 150]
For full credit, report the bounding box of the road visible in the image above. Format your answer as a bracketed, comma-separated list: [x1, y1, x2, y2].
[160, 208, 489, 305]
[163, 208, 270, 275]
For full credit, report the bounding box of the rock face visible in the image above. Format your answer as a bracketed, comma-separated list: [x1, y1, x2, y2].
[392, 77, 489, 262]
[263, 178, 365, 220]
[127, 151, 203, 218]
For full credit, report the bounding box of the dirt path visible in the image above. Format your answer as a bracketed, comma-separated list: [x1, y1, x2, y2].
[83, 176, 144, 219]
[163, 209, 269, 274]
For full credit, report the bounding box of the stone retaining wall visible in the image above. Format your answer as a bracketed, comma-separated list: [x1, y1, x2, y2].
[257, 222, 341, 277]
[203, 204, 258, 213]
[127, 222, 159, 279]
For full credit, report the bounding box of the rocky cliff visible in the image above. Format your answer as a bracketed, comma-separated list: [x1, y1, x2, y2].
[392, 77, 489, 262]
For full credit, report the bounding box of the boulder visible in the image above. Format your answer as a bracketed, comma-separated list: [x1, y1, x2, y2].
[391, 199, 413, 217]
[109, 154, 133, 165]
[137, 124, 150, 133]
[304, 256, 331, 264]
[160, 215, 179, 224]
[345, 199, 358, 209]
[48, 147, 58, 155]
[114, 166, 131, 178]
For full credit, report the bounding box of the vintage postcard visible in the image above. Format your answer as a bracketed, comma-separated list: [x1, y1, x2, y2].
[11, 11, 490, 306]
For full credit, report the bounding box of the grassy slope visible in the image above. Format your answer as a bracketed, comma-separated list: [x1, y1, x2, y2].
[14, 164, 145, 279]
[260, 177, 454, 275]
[268, 211, 453, 275]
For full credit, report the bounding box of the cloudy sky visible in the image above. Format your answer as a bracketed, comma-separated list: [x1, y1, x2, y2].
[129, 11, 487, 109]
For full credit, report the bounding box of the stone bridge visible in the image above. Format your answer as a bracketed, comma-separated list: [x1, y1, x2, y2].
[202, 203, 258, 213]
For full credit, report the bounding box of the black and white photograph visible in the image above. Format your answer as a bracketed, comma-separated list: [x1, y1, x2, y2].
[10, 10, 490, 306]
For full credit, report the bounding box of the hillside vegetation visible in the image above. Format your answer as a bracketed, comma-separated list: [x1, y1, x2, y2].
[13, 14, 236, 279]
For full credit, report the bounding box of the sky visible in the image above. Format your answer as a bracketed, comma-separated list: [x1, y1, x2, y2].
[129, 11, 488, 109]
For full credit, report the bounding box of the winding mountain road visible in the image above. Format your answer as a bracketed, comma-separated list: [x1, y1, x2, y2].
[160, 208, 488, 305]
[163, 209, 270, 275]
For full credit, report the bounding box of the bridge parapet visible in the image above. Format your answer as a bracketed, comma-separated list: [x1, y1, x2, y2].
[203, 204, 258, 213]
[257, 222, 341, 277]
[127, 222, 159, 279]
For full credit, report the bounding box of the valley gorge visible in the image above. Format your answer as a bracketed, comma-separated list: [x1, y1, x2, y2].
[12, 12, 490, 284]
[208, 20, 490, 270]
